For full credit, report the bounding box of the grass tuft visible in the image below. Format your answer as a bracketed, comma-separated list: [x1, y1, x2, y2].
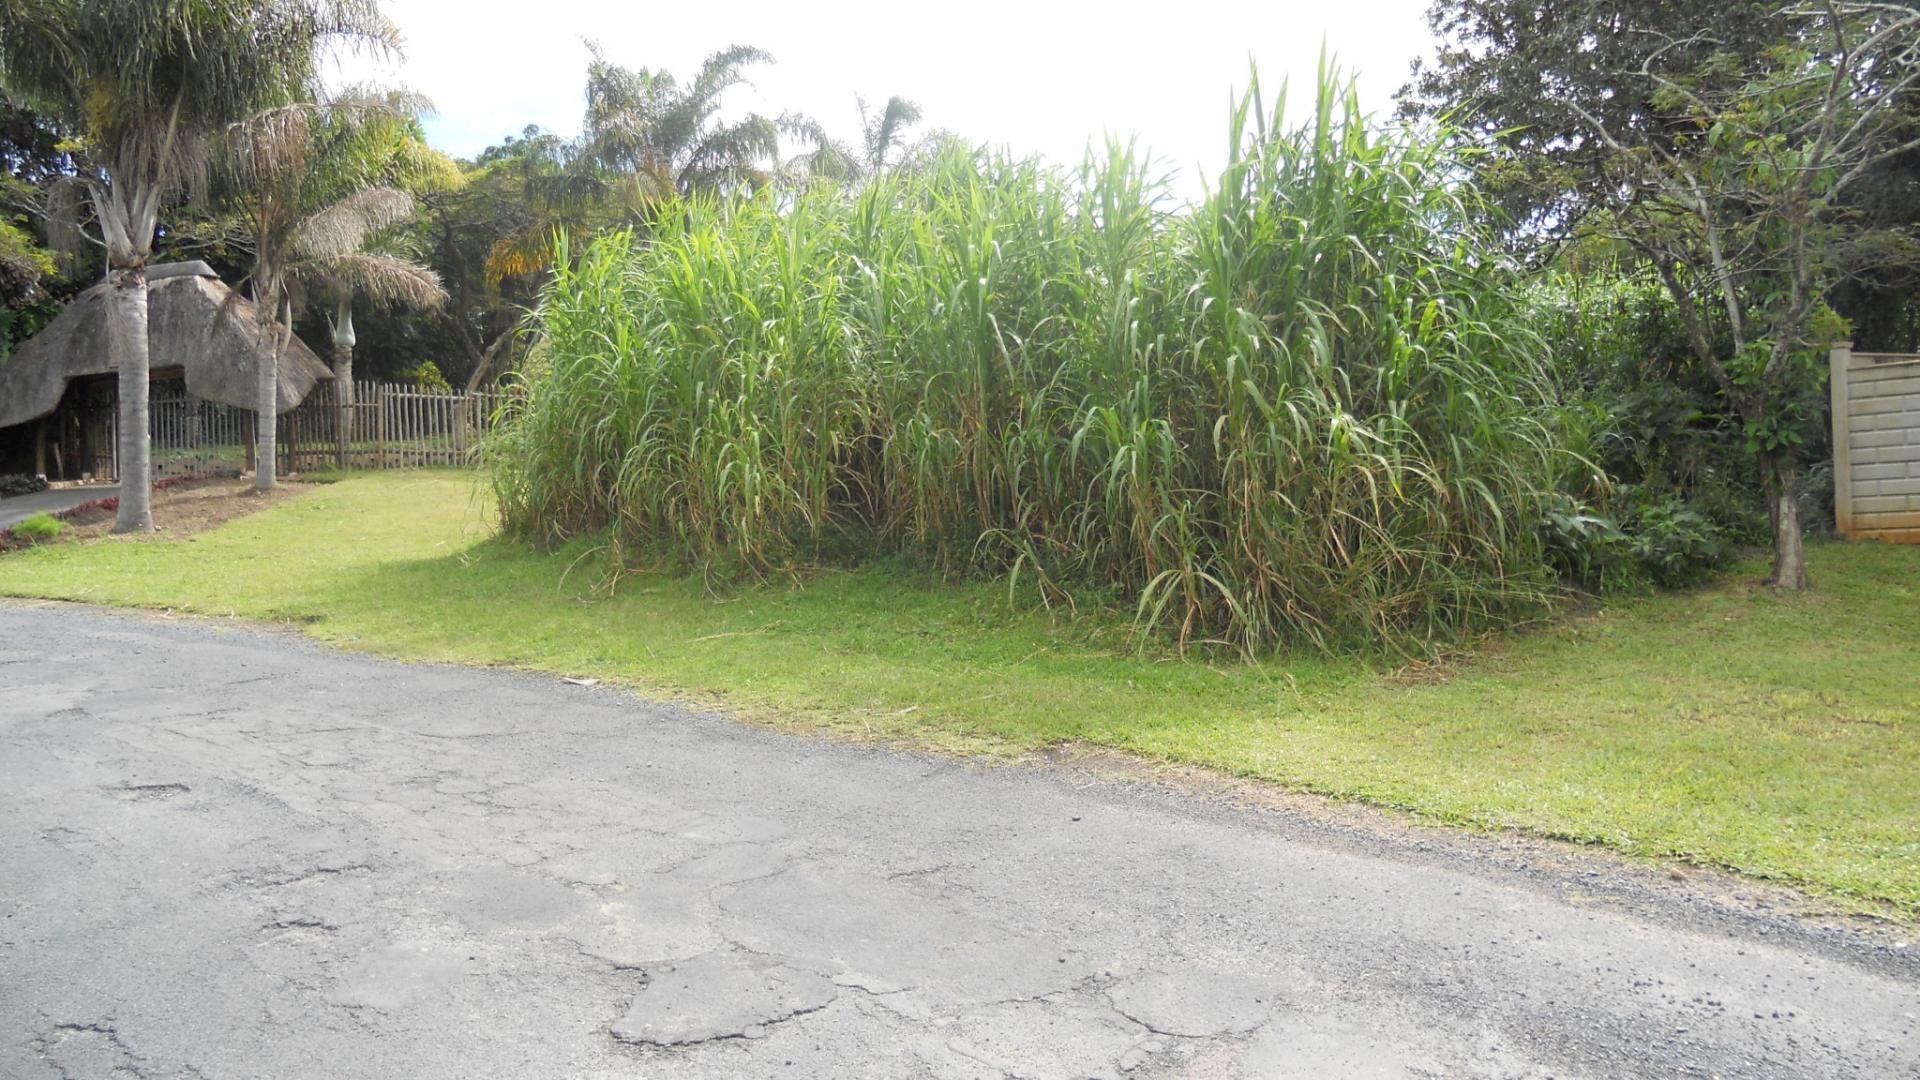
[10, 511, 69, 543]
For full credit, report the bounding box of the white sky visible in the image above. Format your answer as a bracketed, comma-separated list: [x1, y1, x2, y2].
[339, 0, 1438, 187]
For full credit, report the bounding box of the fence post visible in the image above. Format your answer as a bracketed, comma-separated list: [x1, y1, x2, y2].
[376, 382, 389, 470]
[1830, 342, 1854, 539]
[286, 404, 299, 475]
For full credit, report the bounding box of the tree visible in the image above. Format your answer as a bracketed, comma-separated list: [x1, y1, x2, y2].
[1401, 1, 1778, 246]
[1404, 1, 1920, 350]
[222, 88, 448, 490]
[784, 95, 926, 186]
[1407, 1, 1920, 589]
[0, 211, 55, 366]
[294, 104, 456, 467]
[406, 145, 548, 390]
[0, 0, 394, 529]
[485, 44, 786, 281]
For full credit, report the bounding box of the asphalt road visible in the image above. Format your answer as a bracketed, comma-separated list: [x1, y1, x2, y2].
[0, 484, 116, 531]
[2, 602, 1915, 1079]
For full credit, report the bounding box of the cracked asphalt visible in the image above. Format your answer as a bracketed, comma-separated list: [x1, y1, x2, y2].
[2, 601, 1917, 1079]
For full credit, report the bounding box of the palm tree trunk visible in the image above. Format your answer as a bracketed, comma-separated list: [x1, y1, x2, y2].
[333, 298, 354, 469]
[107, 264, 154, 532]
[253, 301, 282, 491]
[333, 338, 353, 469]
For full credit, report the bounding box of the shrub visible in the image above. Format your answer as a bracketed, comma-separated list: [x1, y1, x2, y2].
[1520, 271, 1809, 563]
[10, 511, 66, 543]
[489, 73, 1593, 655]
[1540, 495, 1628, 590]
[402, 360, 452, 392]
[1541, 487, 1736, 592]
[1619, 495, 1731, 588]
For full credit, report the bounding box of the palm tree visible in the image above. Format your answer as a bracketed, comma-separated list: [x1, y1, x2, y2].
[0, 0, 395, 529]
[222, 89, 449, 489]
[485, 44, 785, 282]
[784, 95, 925, 187]
[303, 202, 449, 476]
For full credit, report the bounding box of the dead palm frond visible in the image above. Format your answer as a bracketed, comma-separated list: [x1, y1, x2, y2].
[292, 186, 416, 260]
[307, 249, 444, 309]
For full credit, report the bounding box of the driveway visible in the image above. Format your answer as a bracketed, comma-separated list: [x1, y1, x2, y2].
[0, 483, 115, 530]
[2, 602, 1915, 1079]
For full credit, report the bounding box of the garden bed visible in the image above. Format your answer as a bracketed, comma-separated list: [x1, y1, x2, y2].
[1, 477, 315, 552]
[65, 478, 316, 537]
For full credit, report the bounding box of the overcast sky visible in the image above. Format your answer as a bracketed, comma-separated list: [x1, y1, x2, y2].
[338, 0, 1439, 186]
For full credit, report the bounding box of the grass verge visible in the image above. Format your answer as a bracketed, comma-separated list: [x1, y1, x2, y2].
[1, 470, 1914, 914]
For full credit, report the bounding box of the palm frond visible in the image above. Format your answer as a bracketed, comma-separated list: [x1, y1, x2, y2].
[687, 45, 774, 110]
[292, 186, 415, 260]
[310, 250, 447, 309]
[224, 104, 319, 193]
[865, 96, 923, 172]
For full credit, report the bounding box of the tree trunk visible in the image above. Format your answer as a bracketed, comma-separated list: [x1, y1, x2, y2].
[333, 338, 353, 470]
[1765, 458, 1809, 590]
[463, 330, 511, 395]
[254, 307, 281, 492]
[333, 298, 355, 470]
[107, 264, 154, 532]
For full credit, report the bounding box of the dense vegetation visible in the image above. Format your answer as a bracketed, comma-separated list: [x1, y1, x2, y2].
[489, 80, 1593, 653]
[4, 1, 1915, 638]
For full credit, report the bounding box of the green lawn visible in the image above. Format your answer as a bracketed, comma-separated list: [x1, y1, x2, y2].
[3, 470, 1916, 913]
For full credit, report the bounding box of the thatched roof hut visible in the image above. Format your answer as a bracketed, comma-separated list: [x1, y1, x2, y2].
[0, 261, 332, 430]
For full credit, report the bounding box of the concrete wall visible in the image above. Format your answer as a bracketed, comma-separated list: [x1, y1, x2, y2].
[1831, 345, 1920, 542]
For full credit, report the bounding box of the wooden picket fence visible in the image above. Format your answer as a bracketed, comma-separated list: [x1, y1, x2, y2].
[150, 392, 251, 480]
[136, 380, 511, 479]
[279, 381, 512, 473]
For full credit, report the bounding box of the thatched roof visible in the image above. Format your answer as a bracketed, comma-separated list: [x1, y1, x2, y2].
[0, 261, 333, 430]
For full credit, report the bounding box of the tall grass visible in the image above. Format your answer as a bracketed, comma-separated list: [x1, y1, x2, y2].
[489, 73, 1594, 654]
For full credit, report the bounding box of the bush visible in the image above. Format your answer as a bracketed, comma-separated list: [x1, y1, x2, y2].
[10, 511, 66, 543]
[402, 360, 452, 392]
[1619, 496, 1731, 588]
[1522, 274, 1747, 498]
[490, 73, 1593, 655]
[1540, 495, 1628, 590]
[1520, 271, 1793, 587]
[0, 473, 48, 497]
[1541, 488, 1734, 592]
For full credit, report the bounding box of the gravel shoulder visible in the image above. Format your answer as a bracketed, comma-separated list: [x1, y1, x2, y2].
[3, 600, 1915, 1079]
